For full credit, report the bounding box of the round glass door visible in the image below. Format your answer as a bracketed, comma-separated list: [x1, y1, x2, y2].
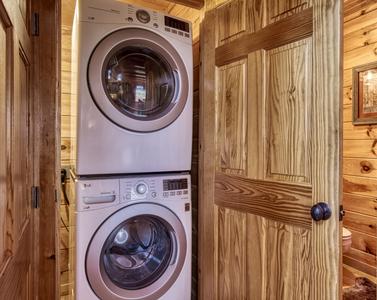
[88, 28, 189, 132]
[101, 215, 173, 290]
[103, 46, 176, 120]
[86, 203, 187, 300]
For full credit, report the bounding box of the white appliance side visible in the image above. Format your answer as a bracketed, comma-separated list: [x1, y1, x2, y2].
[74, 21, 193, 175]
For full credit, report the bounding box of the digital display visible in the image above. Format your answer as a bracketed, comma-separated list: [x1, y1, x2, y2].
[163, 179, 188, 191]
[164, 16, 190, 33]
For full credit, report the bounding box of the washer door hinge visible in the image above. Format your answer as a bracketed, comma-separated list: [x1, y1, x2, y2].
[32, 12, 39, 36]
[32, 186, 40, 209]
[339, 205, 345, 221]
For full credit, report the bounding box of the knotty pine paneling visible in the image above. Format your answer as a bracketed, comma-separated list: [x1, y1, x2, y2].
[343, 0, 377, 280]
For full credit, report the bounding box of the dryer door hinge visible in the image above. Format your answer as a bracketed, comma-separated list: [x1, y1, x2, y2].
[339, 205, 345, 221]
[32, 186, 40, 209]
[32, 12, 39, 36]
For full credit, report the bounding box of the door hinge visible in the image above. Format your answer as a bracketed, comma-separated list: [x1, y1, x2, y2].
[32, 186, 40, 209]
[339, 205, 345, 221]
[32, 13, 39, 36]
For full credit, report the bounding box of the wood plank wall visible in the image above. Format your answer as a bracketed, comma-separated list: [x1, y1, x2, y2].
[343, 0, 377, 282]
[60, 0, 202, 298]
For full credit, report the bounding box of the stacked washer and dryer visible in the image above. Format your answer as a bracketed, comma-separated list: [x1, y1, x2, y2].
[70, 0, 193, 299]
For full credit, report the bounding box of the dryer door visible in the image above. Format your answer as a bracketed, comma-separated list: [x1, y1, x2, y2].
[86, 203, 187, 300]
[88, 28, 189, 132]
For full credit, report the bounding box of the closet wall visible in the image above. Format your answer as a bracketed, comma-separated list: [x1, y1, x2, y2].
[343, 0, 377, 284]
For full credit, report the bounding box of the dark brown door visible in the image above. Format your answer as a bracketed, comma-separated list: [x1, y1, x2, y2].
[0, 0, 35, 298]
[199, 0, 342, 299]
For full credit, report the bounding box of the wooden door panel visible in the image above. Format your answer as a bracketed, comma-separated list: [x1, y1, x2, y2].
[266, 39, 312, 183]
[13, 47, 31, 240]
[267, 0, 312, 24]
[199, 0, 342, 299]
[217, 59, 247, 174]
[217, 208, 247, 300]
[0, 14, 12, 276]
[0, 1, 33, 299]
[217, 0, 246, 45]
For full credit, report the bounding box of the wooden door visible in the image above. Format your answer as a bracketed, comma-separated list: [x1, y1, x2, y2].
[0, 0, 35, 299]
[199, 1, 342, 299]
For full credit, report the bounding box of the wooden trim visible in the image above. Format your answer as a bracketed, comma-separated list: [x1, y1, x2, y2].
[198, 9, 217, 300]
[31, 0, 60, 298]
[168, 0, 204, 9]
[214, 172, 313, 229]
[215, 7, 313, 66]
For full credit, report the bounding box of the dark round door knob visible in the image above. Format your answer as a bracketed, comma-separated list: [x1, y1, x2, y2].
[311, 202, 332, 221]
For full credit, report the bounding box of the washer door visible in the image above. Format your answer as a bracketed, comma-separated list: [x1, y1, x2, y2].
[86, 203, 187, 300]
[88, 28, 189, 132]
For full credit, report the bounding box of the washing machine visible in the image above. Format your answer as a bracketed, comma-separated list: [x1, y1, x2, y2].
[71, 0, 193, 175]
[74, 173, 192, 300]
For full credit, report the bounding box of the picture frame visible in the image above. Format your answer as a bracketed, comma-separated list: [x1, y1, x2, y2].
[352, 62, 377, 125]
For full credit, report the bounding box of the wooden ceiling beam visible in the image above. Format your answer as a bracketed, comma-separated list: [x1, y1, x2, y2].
[168, 0, 204, 9]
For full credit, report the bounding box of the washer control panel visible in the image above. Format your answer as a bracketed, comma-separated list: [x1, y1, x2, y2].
[120, 174, 190, 203]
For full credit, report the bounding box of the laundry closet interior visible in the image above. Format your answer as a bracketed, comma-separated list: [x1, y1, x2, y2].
[58, 0, 377, 299]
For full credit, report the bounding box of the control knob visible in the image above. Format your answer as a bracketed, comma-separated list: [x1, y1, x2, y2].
[136, 183, 147, 195]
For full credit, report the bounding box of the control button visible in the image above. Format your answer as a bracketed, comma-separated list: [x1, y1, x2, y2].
[177, 191, 182, 195]
[172, 29, 177, 34]
[127, 17, 134, 22]
[165, 27, 170, 32]
[185, 33, 190, 38]
[170, 191, 175, 196]
[151, 191, 157, 198]
[178, 31, 183, 36]
[136, 9, 150, 24]
[183, 190, 188, 195]
[153, 23, 159, 28]
[163, 192, 169, 197]
[136, 183, 147, 195]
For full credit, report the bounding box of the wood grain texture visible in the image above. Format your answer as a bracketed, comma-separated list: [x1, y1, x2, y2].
[247, 50, 265, 180]
[343, 139, 377, 158]
[343, 211, 377, 236]
[344, 247, 377, 269]
[343, 122, 377, 140]
[267, 0, 312, 24]
[32, 0, 60, 298]
[215, 8, 313, 66]
[343, 158, 377, 178]
[217, 60, 247, 174]
[266, 39, 312, 183]
[0, 15, 11, 277]
[262, 218, 311, 299]
[311, 0, 342, 298]
[343, 175, 377, 197]
[0, 1, 35, 298]
[217, 0, 246, 45]
[215, 172, 312, 228]
[199, 0, 341, 299]
[343, 1, 377, 279]
[217, 208, 247, 299]
[198, 9, 217, 300]
[343, 255, 377, 277]
[343, 193, 377, 217]
[349, 229, 377, 256]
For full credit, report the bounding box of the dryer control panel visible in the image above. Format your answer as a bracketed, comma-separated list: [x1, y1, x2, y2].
[80, 0, 192, 43]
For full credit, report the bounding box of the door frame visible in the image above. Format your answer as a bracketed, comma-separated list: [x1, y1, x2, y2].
[31, 0, 61, 298]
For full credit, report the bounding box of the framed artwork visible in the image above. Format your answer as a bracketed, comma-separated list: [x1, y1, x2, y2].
[352, 62, 377, 125]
